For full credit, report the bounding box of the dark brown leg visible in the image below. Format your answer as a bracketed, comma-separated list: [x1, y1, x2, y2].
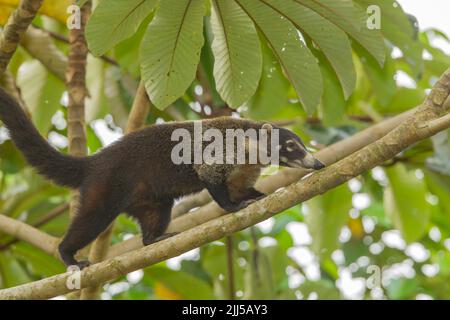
[59, 204, 118, 268]
[129, 202, 173, 246]
[236, 187, 266, 202]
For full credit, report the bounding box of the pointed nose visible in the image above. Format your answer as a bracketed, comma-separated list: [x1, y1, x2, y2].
[313, 158, 325, 170]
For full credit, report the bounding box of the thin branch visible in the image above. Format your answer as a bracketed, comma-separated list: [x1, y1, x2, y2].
[225, 236, 235, 300]
[125, 81, 152, 134]
[0, 0, 44, 74]
[20, 26, 68, 81]
[171, 189, 211, 218]
[64, 2, 90, 300]
[0, 203, 68, 251]
[0, 214, 60, 256]
[1, 68, 448, 300]
[31, 25, 119, 66]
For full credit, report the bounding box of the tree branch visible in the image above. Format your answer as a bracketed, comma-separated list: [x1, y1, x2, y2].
[0, 203, 68, 251]
[0, 0, 43, 74]
[0, 214, 60, 256]
[20, 26, 68, 81]
[1, 68, 448, 300]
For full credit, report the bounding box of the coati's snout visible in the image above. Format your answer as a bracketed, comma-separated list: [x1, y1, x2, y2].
[284, 152, 325, 170]
[275, 127, 325, 170]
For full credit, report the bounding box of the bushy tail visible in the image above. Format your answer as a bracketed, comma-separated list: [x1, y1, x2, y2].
[0, 87, 86, 188]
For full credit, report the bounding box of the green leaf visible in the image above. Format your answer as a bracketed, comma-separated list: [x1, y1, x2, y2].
[306, 183, 352, 260]
[385, 164, 431, 242]
[85, 56, 108, 122]
[16, 60, 64, 135]
[356, 0, 423, 78]
[265, 0, 355, 99]
[86, 0, 158, 56]
[424, 169, 450, 216]
[294, 0, 385, 65]
[354, 44, 396, 106]
[379, 87, 425, 114]
[210, 0, 262, 108]
[140, 0, 205, 110]
[0, 252, 31, 288]
[426, 130, 450, 176]
[386, 277, 419, 300]
[114, 14, 154, 77]
[202, 243, 244, 299]
[145, 265, 214, 299]
[245, 41, 293, 120]
[319, 57, 346, 126]
[300, 279, 341, 299]
[11, 242, 65, 278]
[236, 0, 322, 114]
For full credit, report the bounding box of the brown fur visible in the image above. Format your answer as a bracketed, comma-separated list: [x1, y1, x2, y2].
[0, 87, 317, 267]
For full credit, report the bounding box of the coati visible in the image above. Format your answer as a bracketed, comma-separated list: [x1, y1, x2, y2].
[0, 87, 324, 268]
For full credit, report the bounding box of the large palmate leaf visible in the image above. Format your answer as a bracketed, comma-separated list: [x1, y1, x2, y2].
[210, 0, 262, 108]
[86, 0, 158, 56]
[319, 56, 346, 125]
[356, 0, 423, 77]
[263, 0, 356, 99]
[140, 0, 205, 110]
[245, 43, 292, 120]
[385, 164, 431, 242]
[354, 44, 396, 106]
[295, 0, 385, 65]
[236, 0, 322, 114]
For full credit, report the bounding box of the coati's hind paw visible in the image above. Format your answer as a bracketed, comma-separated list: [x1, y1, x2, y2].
[142, 232, 179, 246]
[155, 232, 179, 242]
[225, 199, 258, 213]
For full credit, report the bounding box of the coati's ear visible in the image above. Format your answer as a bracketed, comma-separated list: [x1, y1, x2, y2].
[262, 123, 273, 132]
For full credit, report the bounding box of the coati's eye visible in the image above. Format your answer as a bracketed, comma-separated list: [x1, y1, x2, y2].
[285, 140, 296, 152]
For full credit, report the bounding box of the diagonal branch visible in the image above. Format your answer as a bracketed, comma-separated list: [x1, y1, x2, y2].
[0, 203, 68, 251]
[1, 68, 448, 300]
[0, 214, 60, 256]
[0, 0, 44, 75]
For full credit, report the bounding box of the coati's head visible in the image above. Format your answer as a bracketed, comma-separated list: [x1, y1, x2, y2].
[262, 123, 325, 170]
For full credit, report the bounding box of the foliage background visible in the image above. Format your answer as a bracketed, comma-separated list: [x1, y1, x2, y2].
[0, 0, 449, 299]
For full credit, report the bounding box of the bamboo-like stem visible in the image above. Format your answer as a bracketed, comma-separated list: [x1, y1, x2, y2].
[65, 2, 90, 301]
[225, 236, 235, 300]
[1, 68, 448, 300]
[0, 0, 44, 75]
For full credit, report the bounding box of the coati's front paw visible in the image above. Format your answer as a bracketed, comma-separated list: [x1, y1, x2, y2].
[225, 199, 257, 213]
[142, 232, 179, 246]
[71, 260, 90, 270]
